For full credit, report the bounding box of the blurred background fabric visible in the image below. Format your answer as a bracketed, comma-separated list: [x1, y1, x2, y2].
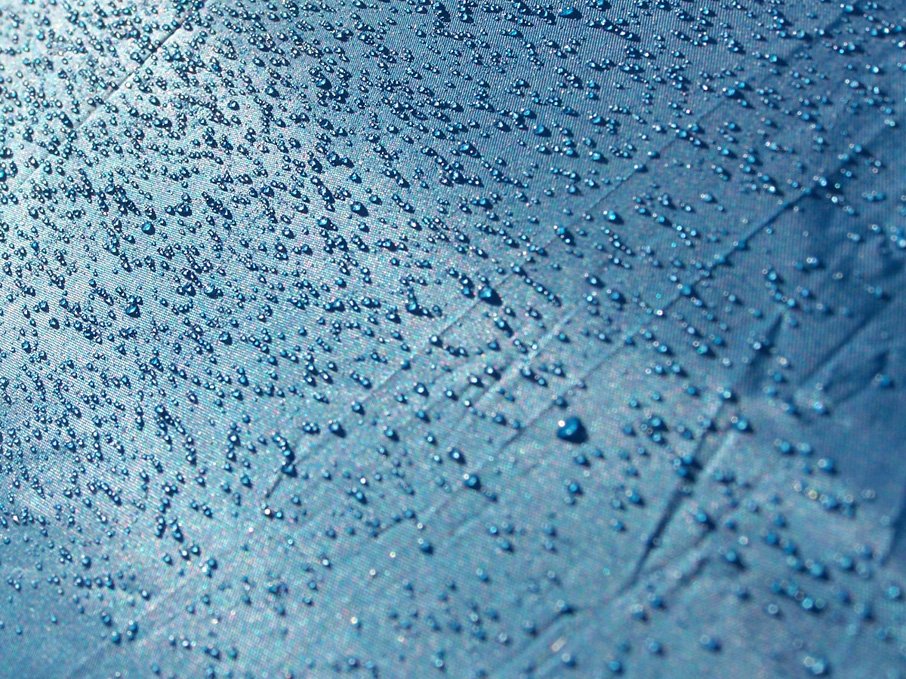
[0, 0, 904, 676]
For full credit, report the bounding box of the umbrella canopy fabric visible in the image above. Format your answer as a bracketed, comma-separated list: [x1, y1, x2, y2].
[0, 1, 904, 676]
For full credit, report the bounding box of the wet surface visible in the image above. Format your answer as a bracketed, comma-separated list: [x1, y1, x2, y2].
[0, 0, 904, 676]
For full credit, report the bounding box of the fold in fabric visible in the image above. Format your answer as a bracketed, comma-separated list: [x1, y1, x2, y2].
[0, 1, 904, 676]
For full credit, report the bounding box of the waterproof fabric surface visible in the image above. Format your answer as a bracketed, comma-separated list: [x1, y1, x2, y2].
[0, 0, 904, 677]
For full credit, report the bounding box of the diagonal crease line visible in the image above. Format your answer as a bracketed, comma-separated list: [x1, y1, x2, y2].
[483, 193, 817, 455]
[736, 313, 785, 397]
[52, 11, 214, 678]
[264, 6, 858, 498]
[4, 14, 193, 199]
[267, 86, 903, 580]
[327, 112, 903, 570]
[422, 397, 724, 667]
[525, 408, 904, 679]
[56, 7, 892, 659]
[497, 553, 713, 679]
[882, 494, 906, 566]
[488, 129, 906, 679]
[823, 350, 890, 410]
[615, 399, 731, 596]
[791, 299, 888, 396]
[264, 2, 888, 499]
[504, 453, 778, 679]
[503, 440, 793, 679]
[277, 186, 783, 560]
[484, 106, 902, 458]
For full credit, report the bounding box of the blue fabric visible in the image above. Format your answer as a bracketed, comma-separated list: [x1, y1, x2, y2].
[0, 0, 904, 676]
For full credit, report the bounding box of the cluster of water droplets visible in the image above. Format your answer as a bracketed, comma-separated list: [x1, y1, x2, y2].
[0, 0, 903, 675]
